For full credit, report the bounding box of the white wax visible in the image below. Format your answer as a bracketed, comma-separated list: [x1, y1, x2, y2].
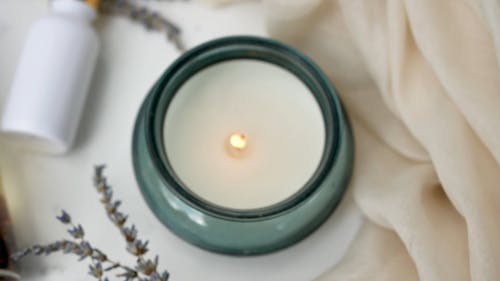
[164, 59, 325, 210]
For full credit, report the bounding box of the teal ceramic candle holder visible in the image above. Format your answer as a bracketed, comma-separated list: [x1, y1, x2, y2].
[132, 36, 353, 255]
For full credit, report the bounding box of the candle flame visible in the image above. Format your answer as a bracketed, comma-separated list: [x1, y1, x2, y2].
[229, 133, 247, 150]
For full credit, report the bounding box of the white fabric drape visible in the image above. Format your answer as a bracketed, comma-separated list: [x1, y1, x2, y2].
[261, 0, 500, 280]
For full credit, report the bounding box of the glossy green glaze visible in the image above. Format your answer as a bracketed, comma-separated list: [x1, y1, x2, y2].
[132, 36, 353, 255]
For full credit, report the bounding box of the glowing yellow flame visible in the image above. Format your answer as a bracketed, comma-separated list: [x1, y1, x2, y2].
[229, 133, 247, 151]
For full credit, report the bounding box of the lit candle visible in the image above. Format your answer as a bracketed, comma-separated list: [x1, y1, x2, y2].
[132, 36, 353, 255]
[164, 59, 325, 210]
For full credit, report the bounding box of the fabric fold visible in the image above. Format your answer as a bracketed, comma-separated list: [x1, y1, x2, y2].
[262, 0, 500, 280]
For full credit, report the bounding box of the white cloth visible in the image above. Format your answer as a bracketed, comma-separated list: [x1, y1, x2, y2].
[258, 0, 500, 280]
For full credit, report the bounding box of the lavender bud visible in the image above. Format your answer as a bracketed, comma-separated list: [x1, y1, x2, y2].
[78, 241, 92, 261]
[56, 210, 71, 224]
[32, 245, 44, 255]
[122, 225, 138, 243]
[11, 248, 31, 261]
[117, 269, 138, 280]
[111, 212, 128, 227]
[68, 224, 85, 239]
[127, 240, 149, 256]
[136, 256, 158, 276]
[89, 262, 103, 278]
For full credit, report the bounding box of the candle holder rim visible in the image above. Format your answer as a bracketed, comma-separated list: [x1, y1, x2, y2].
[142, 36, 346, 220]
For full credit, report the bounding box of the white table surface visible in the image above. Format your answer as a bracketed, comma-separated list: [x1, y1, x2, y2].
[0, 1, 362, 280]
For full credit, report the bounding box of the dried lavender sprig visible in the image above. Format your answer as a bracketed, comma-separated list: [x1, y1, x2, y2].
[12, 217, 140, 279]
[13, 239, 97, 262]
[99, 0, 187, 51]
[94, 166, 150, 257]
[12, 167, 170, 281]
[93, 166, 170, 279]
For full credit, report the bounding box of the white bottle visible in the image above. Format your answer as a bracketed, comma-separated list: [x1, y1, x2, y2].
[0, 0, 99, 154]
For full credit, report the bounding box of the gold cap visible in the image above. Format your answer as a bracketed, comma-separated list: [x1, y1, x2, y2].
[85, 0, 101, 10]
